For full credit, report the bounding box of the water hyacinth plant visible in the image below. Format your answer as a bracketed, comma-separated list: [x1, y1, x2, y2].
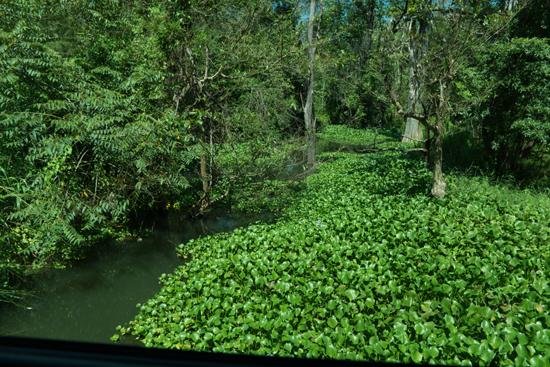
[116, 127, 550, 366]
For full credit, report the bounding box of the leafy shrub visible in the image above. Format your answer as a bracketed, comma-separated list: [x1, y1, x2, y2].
[473, 38, 550, 173]
[442, 126, 490, 174]
[117, 128, 550, 366]
[0, 0, 196, 269]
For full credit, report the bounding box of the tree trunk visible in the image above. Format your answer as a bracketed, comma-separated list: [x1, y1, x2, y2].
[431, 121, 446, 198]
[424, 127, 431, 163]
[200, 153, 208, 193]
[304, 0, 317, 167]
[402, 17, 429, 143]
[402, 60, 423, 141]
[403, 119, 423, 143]
[357, 0, 375, 73]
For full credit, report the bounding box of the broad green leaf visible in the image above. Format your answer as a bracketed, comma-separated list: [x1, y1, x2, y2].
[344, 289, 358, 301]
[326, 345, 337, 357]
[515, 344, 529, 358]
[411, 350, 422, 363]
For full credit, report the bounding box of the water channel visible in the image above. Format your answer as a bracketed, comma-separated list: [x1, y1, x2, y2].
[0, 139, 369, 346]
[0, 209, 274, 345]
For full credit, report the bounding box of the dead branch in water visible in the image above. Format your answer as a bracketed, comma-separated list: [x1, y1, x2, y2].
[187, 177, 234, 219]
[353, 147, 427, 154]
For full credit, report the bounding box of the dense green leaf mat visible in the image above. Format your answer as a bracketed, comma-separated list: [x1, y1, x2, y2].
[118, 130, 550, 366]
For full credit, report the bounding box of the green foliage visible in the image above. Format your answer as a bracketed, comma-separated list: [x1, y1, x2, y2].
[215, 137, 303, 173]
[447, 175, 550, 209]
[441, 125, 489, 175]
[230, 179, 304, 213]
[119, 127, 550, 365]
[318, 0, 394, 128]
[473, 38, 550, 172]
[318, 125, 400, 145]
[0, 0, 195, 270]
[484, 38, 550, 150]
[459, 38, 550, 178]
[0, 0, 307, 281]
[0, 255, 27, 305]
[511, 0, 550, 39]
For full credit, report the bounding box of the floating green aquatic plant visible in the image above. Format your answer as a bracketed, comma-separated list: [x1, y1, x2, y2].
[116, 129, 550, 366]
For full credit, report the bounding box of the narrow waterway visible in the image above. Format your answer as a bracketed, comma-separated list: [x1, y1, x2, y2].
[0, 209, 274, 345]
[0, 139, 369, 346]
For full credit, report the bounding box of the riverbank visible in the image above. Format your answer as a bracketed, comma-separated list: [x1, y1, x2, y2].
[118, 127, 550, 366]
[0, 209, 276, 343]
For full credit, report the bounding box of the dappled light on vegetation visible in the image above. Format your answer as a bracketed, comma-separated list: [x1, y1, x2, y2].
[117, 127, 550, 365]
[1, 0, 550, 365]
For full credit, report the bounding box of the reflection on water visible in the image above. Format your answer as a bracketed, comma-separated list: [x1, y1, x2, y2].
[0, 140, 352, 345]
[0, 209, 274, 345]
[316, 138, 371, 154]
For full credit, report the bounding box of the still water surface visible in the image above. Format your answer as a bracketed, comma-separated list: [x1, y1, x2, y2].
[0, 139, 364, 345]
[0, 209, 274, 345]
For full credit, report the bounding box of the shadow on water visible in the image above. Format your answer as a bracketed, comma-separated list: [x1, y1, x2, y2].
[277, 138, 371, 180]
[0, 139, 365, 346]
[0, 209, 274, 345]
[315, 138, 370, 155]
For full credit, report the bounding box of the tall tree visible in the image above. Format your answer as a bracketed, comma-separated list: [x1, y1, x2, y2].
[378, 0, 519, 198]
[0, 0, 194, 265]
[356, 0, 377, 72]
[478, 38, 550, 172]
[304, 0, 323, 167]
[402, 9, 429, 143]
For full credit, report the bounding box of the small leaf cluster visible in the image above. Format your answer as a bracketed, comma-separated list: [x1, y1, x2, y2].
[119, 127, 550, 366]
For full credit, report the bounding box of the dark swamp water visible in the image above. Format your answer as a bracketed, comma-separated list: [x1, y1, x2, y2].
[0, 139, 369, 346]
[0, 209, 274, 345]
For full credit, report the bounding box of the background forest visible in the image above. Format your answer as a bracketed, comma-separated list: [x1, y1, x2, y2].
[1, 0, 550, 363]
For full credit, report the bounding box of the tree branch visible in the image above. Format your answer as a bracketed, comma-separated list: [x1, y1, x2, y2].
[354, 147, 428, 154]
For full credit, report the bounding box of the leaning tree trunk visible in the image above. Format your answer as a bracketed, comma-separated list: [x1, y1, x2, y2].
[506, 0, 517, 11]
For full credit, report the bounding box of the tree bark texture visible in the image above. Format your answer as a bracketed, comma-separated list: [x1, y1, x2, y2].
[357, 0, 376, 73]
[506, 0, 518, 11]
[430, 75, 452, 198]
[304, 0, 317, 167]
[431, 122, 446, 198]
[200, 153, 208, 194]
[402, 17, 429, 143]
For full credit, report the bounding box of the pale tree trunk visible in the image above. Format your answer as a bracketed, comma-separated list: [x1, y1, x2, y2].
[430, 79, 451, 198]
[431, 121, 446, 198]
[402, 17, 429, 143]
[403, 28, 422, 142]
[305, 63, 315, 167]
[357, 0, 375, 73]
[304, 0, 321, 167]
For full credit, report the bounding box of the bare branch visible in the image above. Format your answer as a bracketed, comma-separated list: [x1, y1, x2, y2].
[354, 147, 428, 154]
